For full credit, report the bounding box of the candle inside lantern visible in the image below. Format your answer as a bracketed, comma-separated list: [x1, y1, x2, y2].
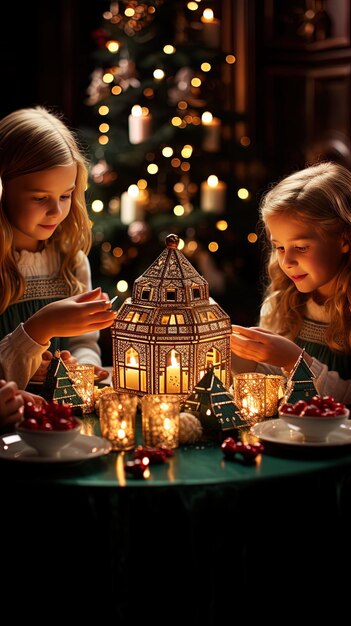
[201, 8, 221, 49]
[201, 111, 221, 152]
[141, 394, 180, 448]
[120, 184, 145, 225]
[166, 349, 181, 393]
[200, 175, 227, 213]
[125, 353, 140, 391]
[99, 392, 138, 451]
[128, 105, 152, 144]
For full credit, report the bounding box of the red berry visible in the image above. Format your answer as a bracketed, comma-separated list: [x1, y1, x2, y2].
[124, 459, 149, 478]
[52, 417, 74, 431]
[310, 395, 323, 408]
[24, 402, 43, 420]
[303, 405, 322, 416]
[292, 400, 307, 415]
[221, 437, 238, 458]
[322, 395, 335, 407]
[40, 419, 54, 431]
[134, 446, 167, 464]
[335, 407, 347, 415]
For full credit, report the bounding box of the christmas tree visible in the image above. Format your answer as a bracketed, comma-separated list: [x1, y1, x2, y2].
[80, 0, 265, 364]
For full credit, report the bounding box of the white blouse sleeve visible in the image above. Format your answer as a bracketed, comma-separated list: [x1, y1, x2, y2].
[67, 252, 102, 367]
[0, 324, 51, 389]
[309, 358, 351, 404]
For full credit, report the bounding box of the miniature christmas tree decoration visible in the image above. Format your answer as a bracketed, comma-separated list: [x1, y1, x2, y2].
[42, 350, 85, 407]
[283, 349, 319, 405]
[183, 365, 240, 440]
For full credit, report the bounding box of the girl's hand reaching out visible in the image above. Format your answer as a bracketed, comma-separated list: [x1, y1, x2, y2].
[231, 325, 307, 372]
[24, 288, 117, 346]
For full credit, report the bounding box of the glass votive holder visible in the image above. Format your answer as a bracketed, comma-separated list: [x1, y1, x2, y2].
[67, 364, 95, 413]
[233, 373, 266, 425]
[264, 375, 285, 417]
[99, 392, 138, 451]
[141, 394, 180, 449]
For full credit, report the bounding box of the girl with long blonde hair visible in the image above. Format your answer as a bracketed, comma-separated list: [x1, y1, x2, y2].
[231, 161, 351, 402]
[0, 107, 116, 389]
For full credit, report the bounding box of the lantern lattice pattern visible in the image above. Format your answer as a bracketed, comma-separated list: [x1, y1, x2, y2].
[111, 234, 232, 400]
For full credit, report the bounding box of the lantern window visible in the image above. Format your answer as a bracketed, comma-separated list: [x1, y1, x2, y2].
[160, 313, 185, 325]
[141, 288, 152, 301]
[166, 289, 176, 301]
[125, 311, 148, 323]
[199, 310, 218, 322]
[192, 287, 201, 300]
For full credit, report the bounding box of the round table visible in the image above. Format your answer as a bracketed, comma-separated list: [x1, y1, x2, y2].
[1, 415, 350, 621]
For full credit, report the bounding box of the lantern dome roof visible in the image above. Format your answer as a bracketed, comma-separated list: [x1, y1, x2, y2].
[132, 234, 210, 306]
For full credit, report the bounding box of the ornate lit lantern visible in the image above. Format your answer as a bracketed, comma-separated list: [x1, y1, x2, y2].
[111, 234, 232, 400]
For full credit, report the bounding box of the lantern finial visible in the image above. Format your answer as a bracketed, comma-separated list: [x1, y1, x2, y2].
[165, 233, 179, 249]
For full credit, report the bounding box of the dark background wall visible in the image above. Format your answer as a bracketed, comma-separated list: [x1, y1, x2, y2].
[0, 0, 100, 124]
[0, 0, 350, 364]
[2, 1, 350, 176]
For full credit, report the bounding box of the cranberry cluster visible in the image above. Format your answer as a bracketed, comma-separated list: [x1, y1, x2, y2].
[21, 401, 80, 431]
[134, 445, 173, 464]
[280, 395, 347, 417]
[124, 445, 174, 478]
[221, 437, 264, 463]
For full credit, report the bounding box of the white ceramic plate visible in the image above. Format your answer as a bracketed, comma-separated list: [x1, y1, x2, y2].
[251, 418, 351, 448]
[0, 432, 112, 463]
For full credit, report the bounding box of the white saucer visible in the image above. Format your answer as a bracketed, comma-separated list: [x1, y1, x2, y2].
[251, 418, 351, 448]
[0, 432, 112, 463]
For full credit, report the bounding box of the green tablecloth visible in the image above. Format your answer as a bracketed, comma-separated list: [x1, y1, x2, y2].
[1, 415, 351, 621]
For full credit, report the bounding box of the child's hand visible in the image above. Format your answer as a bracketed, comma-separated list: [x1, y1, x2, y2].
[0, 379, 24, 428]
[94, 366, 110, 382]
[24, 288, 117, 345]
[231, 325, 304, 371]
[60, 350, 78, 367]
[30, 350, 53, 381]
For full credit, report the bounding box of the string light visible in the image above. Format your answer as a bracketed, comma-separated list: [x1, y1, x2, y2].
[91, 200, 104, 213]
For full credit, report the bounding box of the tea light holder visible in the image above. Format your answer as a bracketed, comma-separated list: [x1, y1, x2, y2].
[67, 364, 95, 413]
[99, 392, 138, 451]
[141, 394, 180, 449]
[233, 373, 284, 426]
[264, 375, 285, 416]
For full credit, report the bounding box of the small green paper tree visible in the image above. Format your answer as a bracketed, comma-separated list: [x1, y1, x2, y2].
[284, 349, 319, 405]
[183, 365, 241, 439]
[42, 350, 85, 406]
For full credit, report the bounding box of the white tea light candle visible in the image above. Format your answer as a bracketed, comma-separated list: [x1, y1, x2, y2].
[128, 105, 152, 144]
[201, 112, 221, 152]
[201, 9, 221, 49]
[120, 184, 145, 225]
[200, 175, 227, 213]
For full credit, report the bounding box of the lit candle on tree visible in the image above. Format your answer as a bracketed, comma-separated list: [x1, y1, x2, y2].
[201, 9, 221, 49]
[201, 111, 221, 152]
[200, 175, 227, 214]
[120, 184, 145, 225]
[128, 105, 152, 144]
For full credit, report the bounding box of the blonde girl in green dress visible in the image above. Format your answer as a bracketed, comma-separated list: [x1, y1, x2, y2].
[0, 107, 116, 390]
[231, 161, 351, 403]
